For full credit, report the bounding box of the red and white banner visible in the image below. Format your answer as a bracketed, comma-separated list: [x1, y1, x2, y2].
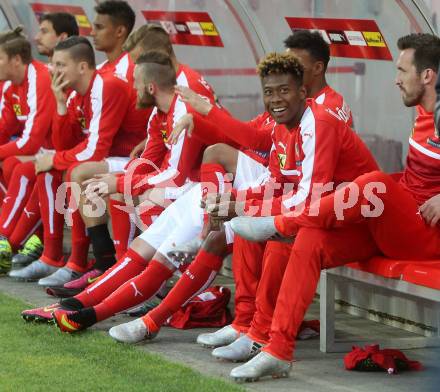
[31, 3, 92, 36]
[285, 17, 392, 61]
[142, 11, 223, 47]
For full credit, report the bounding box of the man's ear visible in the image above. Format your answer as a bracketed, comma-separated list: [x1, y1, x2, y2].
[79, 61, 88, 74]
[299, 84, 307, 100]
[314, 61, 325, 76]
[58, 32, 68, 42]
[422, 68, 436, 85]
[115, 25, 127, 40]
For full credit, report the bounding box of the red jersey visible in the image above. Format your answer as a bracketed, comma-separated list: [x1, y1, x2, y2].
[0, 60, 55, 159]
[52, 70, 131, 171]
[97, 52, 150, 156]
[118, 64, 223, 197]
[400, 105, 440, 205]
[313, 85, 353, 127]
[205, 99, 377, 216]
[116, 95, 204, 196]
[190, 85, 352, 164]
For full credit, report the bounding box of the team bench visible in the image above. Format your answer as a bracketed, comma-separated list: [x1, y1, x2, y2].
[320, 257, 440, 352]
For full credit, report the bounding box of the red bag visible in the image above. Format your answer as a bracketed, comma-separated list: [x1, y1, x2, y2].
[166, 286, 233, 329]
[344, 344, 422, 374]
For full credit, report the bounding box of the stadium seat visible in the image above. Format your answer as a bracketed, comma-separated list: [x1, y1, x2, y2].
[402, 262, 440, 290]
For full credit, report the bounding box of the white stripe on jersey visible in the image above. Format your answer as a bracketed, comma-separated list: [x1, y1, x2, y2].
[75, 74, 104, 161]
[147, 97, 188, 186]
[282, 106, 316, 209]
[315, 92, 325, 104]
[0, 81, 11, 114]
[409, 137, 440, 160]
[16, 63, 37, 149]
[141, 107, 158, 155]
[114, 53, 130, 79]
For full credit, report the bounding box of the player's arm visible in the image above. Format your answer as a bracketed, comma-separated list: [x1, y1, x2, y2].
[0, 90, 20, 146]
[175, 85, 272, 151]
[53, 76, 130, 171]
[0, 73, 54, 159]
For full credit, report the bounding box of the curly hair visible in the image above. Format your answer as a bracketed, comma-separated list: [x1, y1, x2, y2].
[257, 52, 304, 85]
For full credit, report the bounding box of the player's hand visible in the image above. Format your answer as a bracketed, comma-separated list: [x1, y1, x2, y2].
[175, 85, 213, 116]
[51, 70, 70, 115]
[168, 113, 194, 145]
[35, 153, 54, 174]
[83, 174, 117, 199]
[129, 138, 147, 158]
[420, 194, 440, 227]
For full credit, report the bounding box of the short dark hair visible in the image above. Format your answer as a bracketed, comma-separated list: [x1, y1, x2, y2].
[284, 30, 330, 70]
[0, 26, 32, 64]
[136, 50, 176, 88]
[54, 36, 95, 68]
[257, 52, 304, 86]
[40, 13, 79, 37]
[124, 24, 173, 56]
[95, 0, 135, 37]
[397, 33, 440, 73]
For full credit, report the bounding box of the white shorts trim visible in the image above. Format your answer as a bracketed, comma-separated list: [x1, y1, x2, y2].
[234, 151, 269, 190]
[138, 183, 204, 267]
[105, 157, 130, 173]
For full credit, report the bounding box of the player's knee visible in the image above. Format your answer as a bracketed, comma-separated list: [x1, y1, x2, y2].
[202, 230, 228, 256]
[202, 143, 230, 165]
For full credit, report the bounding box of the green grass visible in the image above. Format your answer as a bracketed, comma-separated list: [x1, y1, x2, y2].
[0, 293, 244, 392]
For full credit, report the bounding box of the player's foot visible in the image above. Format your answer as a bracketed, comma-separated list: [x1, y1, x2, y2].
[230, 216, 292, 242]
[8, 259, 58, 281]
[0, 237, 12, 274]
[109, 316, 158, 343]
[21, 299, 83, 323]
[11, 235, 43, 269]
[21, 303, 60, 323]
[167, 237, 203, 264]
[63, 268, 103, 290]
[212, 335, 264, 362]
[230, 352, 291, 383]
[38, 267, 83, 287]
[196, 324, 244, 348]
[52, 308, 96, 333]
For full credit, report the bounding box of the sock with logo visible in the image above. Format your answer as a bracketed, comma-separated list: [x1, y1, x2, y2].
[74, 248, 148, 308]
[9, 185, 41, 252]
[147, 249, 223, 327]
[93, 259, 174, 322]
[0, 161, 36, 238]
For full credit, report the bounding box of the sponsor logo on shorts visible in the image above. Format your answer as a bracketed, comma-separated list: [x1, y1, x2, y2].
[362, 31, 386, 47]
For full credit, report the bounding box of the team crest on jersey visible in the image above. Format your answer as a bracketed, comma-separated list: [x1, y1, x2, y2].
[161, 129, 168, 143]
[79, 117, 86, 130]
[13, 104, 22, 116]
[277, 153, 286, 169]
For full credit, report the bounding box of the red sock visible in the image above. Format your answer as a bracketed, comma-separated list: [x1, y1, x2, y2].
[9, 184, 42, 251]
[37, 170, 65, 266]
[94, 259, 174, 322]
[147, 249, 223, 327]
[109, 199, 137, 260]
[0, 161, 36, 238]
[65, 209, 90, 272]
[75, 248, 148, 308]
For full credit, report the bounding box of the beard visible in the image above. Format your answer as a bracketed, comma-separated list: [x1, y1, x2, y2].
[137, 90, 156, 109]
[401, 84, 424, 107]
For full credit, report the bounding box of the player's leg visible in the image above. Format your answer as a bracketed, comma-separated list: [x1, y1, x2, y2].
[230, 224, 380, 381]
